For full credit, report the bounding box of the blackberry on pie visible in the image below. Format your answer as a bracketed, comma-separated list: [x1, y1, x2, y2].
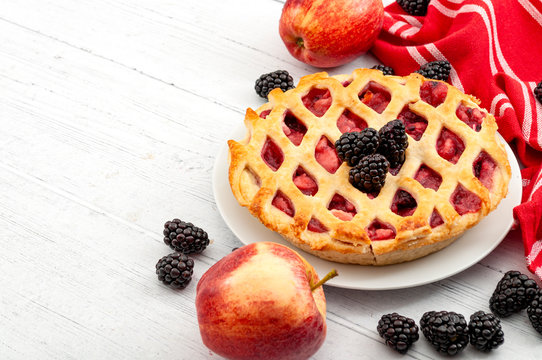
[335, 128, 380, 167]
[228, 69, 511, 265]
[415, 60, 452, 81]
[349, 154, 389, 194]
[378, 120, 409, 168]
[371, 65, 395, 76]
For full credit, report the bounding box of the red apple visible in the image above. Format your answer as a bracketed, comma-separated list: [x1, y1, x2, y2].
[195, 242, 337, 360]
[279, 0, 384, 68]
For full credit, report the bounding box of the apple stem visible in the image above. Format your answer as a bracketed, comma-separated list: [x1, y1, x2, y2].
[310, 269, 338, 291]
[296, 37, 304, 49]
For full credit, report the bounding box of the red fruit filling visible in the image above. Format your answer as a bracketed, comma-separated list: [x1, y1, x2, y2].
[436, 128, 465, 164]
[328, 193, 357, 221]
[307, 217, 328, 233]
[259, 109, 271, 119]
[430, 209, 444, 228]
[315, 136, 341, 174]
[342, 80, 352, 87]
[337, 109, 368, 133]
[271, 190, 295, 217]
[473, 151, 497, 189]
[366, 219, 396, 241]
[261, 137, 284, 171]
[282, 111, 307, 146]
[302, 88, 332, 117]
[450, 184, 481, 215]
[414, 164, 442, 191]
[292, 166, 318, 196]
[456, 103, 485, 132]
[420, 81, 448, 107]
[359, 81, 391, 114]
[397, 106, 428, 141]
[390, 189, 418, 217]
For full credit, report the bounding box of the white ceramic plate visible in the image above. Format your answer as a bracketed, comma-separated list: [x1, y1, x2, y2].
[212, 125, 522, 290]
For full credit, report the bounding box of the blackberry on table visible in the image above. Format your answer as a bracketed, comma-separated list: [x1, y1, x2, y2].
[415, 60, 452, 81]
[378, 120, 409, 168]
[254, 70, 295, 99]
[156, 252, 194, 289]
[468, 311, 504, 352]
[349, 154, 389, 194]
[377, 313, 419, 354]
[489, 270, 539, 317]
[396, 0, 431, 16]
[527, 289, 542, 335]
[163, 219, 210, 254]
[420, 311, 469, 356]
[371, 65, 395, 76]
[335, 128, 380, 167]
[534, 81, 542, 104]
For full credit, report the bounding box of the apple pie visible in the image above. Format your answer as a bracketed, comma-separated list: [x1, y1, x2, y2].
[227, 69, 511, 265]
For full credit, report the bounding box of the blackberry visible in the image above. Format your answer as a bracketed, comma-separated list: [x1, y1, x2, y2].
[378, 120, 409, 168]
[163, 219, 210, 254]
[534, 81, 542, 104]
[420, 311, 469, 356]
[468, 311, 504, 352]
[335, 128, 380, 167]
[396, 0, 431, 16]
[156, 252, 194, 289]
[377, 313, 419, 354]
[527, 289, 542, 335]
[349, 154, 389, 194]
[254, 70, 295, 99]
[415, 60, 452, 81]
[489, 270, 539, 317]
[371, 65, 395, 76]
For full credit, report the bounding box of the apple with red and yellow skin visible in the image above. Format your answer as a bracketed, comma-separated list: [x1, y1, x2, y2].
[279, 0, 384, 68]
[195, 242, 337, 360]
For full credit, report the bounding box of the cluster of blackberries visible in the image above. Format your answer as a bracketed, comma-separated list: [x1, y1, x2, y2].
[378, 310, 503, 355]
[335, 120, 408, 195]
[254, 63, 454, 105]
[155, 219, 211, 289]
[377, 270, 542, 355]
[371, 60, 451, 82]
[415, 60, 452, 81]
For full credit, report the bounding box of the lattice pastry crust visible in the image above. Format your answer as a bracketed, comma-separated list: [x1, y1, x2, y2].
[228, 69, 511, 265]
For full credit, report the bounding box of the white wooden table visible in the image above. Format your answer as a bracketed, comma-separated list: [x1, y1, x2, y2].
[1, 0, 540, 358]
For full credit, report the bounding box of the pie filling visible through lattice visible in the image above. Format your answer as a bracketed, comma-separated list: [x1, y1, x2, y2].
[228, 69, 511, 265]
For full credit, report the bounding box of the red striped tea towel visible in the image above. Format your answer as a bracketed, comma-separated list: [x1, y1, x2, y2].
[371, 0, 542, 279]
